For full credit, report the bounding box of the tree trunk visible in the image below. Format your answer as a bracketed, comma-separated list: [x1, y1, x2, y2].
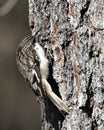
[28, 0, 104, 129]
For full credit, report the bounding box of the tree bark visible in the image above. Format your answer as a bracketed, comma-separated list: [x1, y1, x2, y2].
[28, 0, 104, 130]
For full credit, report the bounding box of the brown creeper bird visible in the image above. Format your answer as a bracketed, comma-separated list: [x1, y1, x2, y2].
[16, 36, 69, 114]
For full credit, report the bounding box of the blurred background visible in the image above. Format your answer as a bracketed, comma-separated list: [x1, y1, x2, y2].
[0, 0, 41, 130]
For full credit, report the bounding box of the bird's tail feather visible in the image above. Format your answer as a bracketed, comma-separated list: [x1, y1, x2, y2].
[43, 79, 69, 114]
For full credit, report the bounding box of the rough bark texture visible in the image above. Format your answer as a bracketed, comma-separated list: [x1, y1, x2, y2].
[28, 0, 104, 130]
